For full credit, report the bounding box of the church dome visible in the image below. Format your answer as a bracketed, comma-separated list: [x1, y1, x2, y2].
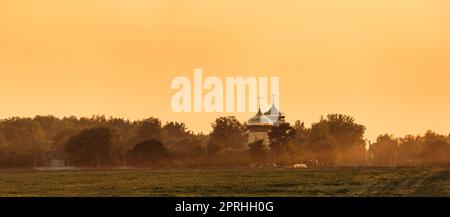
[264, 103, 283, 116]
[247, 109, 273, 126]
[264, 103, 285, 124]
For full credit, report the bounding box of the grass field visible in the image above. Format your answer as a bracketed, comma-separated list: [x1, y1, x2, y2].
[0, 167, 449, 196]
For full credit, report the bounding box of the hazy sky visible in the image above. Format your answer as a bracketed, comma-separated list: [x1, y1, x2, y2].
[0, 0, 449, 140]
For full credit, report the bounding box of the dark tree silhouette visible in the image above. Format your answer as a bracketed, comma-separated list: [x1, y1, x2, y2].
[306, 121, 337, 166]
[0, 114, 449, 168]
[134, 117, 163, 143]
[209, 116, 247, 149]
[397, 135, 421, 166]
[128, 139, 168, 165]
[419, 131, 450, 164]
[268, 122, 296, 157]
[307, 136, 336, 166]
[289, 120, 310, 158]
[371, 134, 398, 166]
[64, 127, 117, 167]
[163, 121, 190, 138]
[321, 114, 365, 151]
[248, 140, 267, 163]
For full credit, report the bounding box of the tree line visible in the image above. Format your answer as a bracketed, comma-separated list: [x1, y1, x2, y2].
[0, 114, 449, 168]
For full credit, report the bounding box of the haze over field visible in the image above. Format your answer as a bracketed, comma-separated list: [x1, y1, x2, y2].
[1, 0, 450, 140]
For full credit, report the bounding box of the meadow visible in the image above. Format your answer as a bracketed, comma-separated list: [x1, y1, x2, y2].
[0, 167, 448, 197]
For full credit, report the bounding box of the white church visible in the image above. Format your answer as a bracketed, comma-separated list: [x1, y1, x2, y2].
[246, 98, 285, 145]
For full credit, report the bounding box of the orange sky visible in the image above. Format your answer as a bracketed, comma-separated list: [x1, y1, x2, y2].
[0, 0, 449, 140]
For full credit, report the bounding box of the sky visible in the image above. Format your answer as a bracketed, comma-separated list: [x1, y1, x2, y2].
[0, 0, 449, 140]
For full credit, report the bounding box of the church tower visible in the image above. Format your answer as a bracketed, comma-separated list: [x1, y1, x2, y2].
[246, 96, 285, 145]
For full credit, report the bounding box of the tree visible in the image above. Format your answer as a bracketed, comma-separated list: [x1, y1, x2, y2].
[371, 134, 398, 166]
[419, 131, 450, 164]
[133, 117, 163, 143]
[306, 121, 337, 166]
[289, 120, 310, 160]
[268, 122, 296, 164]
[33, 115, 66, 140]
[313, 114, 366, 165]
[248, 140, 267, 163]
[162, 121, 193, 153]
[106, 117, 133, 167]
[398, 135, 421, 166]
[128, 139, 168, 165]
[51, 127, 78, 154]
[324, 114, 365, 150]
[0, 117, 50, 167]
[307, 135, 336, 166]
[64, 127, 118, 167]
[209, 116, 247, 149]
[163, 121, 190, 138]
[291, 121, 309, 145]
[173, 136, 206, 156]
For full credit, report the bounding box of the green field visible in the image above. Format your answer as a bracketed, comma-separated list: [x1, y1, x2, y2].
[0, 167, 449, 196]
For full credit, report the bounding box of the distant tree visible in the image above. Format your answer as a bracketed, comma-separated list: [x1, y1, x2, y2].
[371, 134, 398, 166]
[134, 117, 163, 143]
[64, 127, 117, 167]
[291, 121, 309, 145]
[419, 131, 450, 164]
[268, 122, 296, 159]
[321, 114, 365, 151]
[398, 135, 421, 166]
[308, 114, 366, 165]
[248, 140, 267, 163]
[74, 115, 108, 130]
[106, 117, 133, 166]
[289, 121, 310, 157]
[51, 127, 78, 149]
[209, 116, 247, 149]
[33, 115, 66, 140]
[3, 114, 450, 168]
[0, 117, 50, 167]
[306, 121, 337, 166]
[163, 121, 190, 138]
[173, 137, 206, 156]
[307, 136, 336, 166]
[128, 139, 168, 165]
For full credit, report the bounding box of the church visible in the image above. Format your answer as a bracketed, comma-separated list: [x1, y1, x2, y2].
[246, 99, 285, 145]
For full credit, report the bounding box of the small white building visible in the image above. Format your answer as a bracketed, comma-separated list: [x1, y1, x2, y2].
[46, 149, 67, 169]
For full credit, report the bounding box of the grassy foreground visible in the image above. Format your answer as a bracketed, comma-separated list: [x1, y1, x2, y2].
[0, 167, 448, 196]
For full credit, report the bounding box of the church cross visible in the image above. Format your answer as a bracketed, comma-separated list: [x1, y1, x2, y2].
[257, 96, 263, 110]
